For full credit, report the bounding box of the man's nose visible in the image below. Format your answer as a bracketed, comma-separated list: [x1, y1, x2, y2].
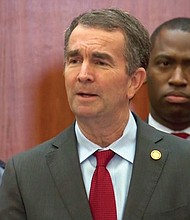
[168, 66, 187, 86]
[77, 62, 94, 82]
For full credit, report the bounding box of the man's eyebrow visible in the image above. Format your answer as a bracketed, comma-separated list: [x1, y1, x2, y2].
[66, 50, 114, 63]
[92, 52, 114, 63]
[66, 49, 80, 57]
[154, 54, 174, 60]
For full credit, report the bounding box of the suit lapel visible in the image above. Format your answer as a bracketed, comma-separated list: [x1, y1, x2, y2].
[45, 124, 92, 220]
[123, 116, 169, 220]
[44, 116, 170, 220]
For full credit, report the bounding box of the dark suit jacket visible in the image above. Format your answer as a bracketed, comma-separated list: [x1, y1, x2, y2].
[0, 160, 5, 169]
[0, 114, 190, 220]
[0, 160, 5, 184]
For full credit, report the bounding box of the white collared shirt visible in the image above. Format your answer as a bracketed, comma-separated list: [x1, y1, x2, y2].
[75, 111, 137, 220]
[148, 114, 190, 141]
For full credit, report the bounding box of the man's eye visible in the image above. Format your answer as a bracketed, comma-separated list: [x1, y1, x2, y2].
[184, 60, 190, 67]
[156, 60, 171, 67]
[68, 58, 81, 64]
[162, 61, 170, 66]
[95, 60, 108, 66]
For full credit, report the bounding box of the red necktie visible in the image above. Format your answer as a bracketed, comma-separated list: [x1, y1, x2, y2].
[89, 150, 117, 220]
[172, 132, 189, 139]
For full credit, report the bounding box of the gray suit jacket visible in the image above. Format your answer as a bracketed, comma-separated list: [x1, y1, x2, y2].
[0, 114, 190, 220]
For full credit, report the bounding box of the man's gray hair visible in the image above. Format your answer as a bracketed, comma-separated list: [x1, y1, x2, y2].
[64, 8, 150, 75]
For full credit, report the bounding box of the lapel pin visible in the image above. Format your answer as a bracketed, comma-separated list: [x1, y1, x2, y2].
[151, 150, 161, 160]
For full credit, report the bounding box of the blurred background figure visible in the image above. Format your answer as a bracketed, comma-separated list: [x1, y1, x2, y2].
[0, 160, 5, 185]
[147, 17, 190, 140]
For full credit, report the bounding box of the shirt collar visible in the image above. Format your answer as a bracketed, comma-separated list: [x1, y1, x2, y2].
[75, 111, 137, 164]
[148, 114, 190, 134]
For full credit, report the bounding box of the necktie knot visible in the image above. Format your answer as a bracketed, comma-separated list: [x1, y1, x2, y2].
[171, 132, 189, 139]
[94, 150, 115, 167]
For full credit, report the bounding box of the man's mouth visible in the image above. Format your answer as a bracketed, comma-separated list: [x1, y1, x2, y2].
[165, 93, 189, 104]
[77, 92, 97, 97]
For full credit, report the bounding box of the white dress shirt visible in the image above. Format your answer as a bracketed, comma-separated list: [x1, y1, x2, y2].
[75, 111, 137, 220]
[148, 114, 190, 141]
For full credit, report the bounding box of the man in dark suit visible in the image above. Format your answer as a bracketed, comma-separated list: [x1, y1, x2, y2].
[0, 8, 190, 220]
[147, 17, 190, 140]
[0, 160, 5, 185]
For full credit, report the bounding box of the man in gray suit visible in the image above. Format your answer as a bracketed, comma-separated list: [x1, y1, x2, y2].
[0, 8, 190, 220]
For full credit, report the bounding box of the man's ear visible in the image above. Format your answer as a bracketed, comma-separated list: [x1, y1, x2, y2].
[127, 67, 147, 100]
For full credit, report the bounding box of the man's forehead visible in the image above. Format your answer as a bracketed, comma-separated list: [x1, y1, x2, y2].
[69, 24, 124, 42]
[68, 25, 125, 52]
